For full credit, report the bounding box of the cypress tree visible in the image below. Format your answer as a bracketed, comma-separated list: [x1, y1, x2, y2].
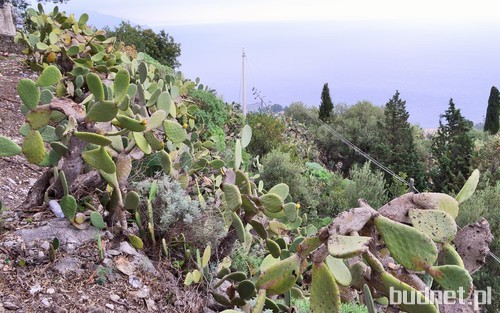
[376, 91, 426, 191]
[431, 99, 473, 193]
[318, 83, 333, 122]
[484, 86, 499, 134]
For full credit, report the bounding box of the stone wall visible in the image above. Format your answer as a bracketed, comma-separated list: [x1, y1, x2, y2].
[0, 34, 23, 53]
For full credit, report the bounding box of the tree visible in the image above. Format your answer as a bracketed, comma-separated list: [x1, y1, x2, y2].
[107, 21, 181, 68]
[8, 0, 67, 26]
[318, 83, 333, 122]
[484, 86, 499, 134]
[315, 101, 384, 172]
[375, 91, 426, 190]
[431, 98, 474, 193]
[271, 103, 283, 113]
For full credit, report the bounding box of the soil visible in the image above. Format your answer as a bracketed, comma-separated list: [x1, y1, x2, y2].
[0, 54, 210, 312]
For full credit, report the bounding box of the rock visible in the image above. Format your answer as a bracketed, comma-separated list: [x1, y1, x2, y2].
[29, 284, 42, 295]
[53, 256, 83, 275]
[40, 297, 51, 307]
[118, 242, 137, 255]
[37, 251, 44, 259]
[3, 241, 16, 248]
[3, 302, 19, 310]
[115, 257, 135, 276]
[128, 286, 150, 298]
[105, 303, 114, 310]
[46, 288, 55, 294]
[109, 294, 120, 302]
[128, 275, 142, 288]
[40, 241, 50, 251]
[48, 200, 64, 218]
[145, 298, 158, 311]
[106, 249, 121, 256]
[16, 218, 100, 251]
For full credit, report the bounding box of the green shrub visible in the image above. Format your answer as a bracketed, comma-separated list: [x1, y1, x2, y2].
[134, 176, 225, 249]
[190, 89, 229, 133]
[291, 298, 368, 313]
[259, 150, 318, 213]
[473, 133, 500, 187]
[247, 113, 285, 157]
[456, 183, 500, 313]
[230, 241, 266, 277]
[284, 102, 319, 127]
[107, 21, 181, 68]
[344, 162, 389, 209]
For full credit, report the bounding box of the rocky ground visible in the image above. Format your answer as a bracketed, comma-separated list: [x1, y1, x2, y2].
[0, 54, 209, 312]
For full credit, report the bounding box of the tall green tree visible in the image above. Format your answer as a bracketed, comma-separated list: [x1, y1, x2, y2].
[431, 98, 473, 193]
[376, 91, 426, 190]
[107, 21, 181, 68]
[318, 83, 333, 122]
[484, 86, 499, 134]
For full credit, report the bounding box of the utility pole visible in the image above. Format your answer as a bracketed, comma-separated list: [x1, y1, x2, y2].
[242, 48, 246, 116]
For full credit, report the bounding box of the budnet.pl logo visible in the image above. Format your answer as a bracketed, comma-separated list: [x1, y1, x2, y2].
[389, 286, 492, 311]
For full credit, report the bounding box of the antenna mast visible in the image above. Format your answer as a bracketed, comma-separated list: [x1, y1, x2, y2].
[242, 48, 246, 115]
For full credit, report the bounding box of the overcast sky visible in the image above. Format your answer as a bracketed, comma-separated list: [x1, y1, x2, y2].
[40, 0, 500, 128]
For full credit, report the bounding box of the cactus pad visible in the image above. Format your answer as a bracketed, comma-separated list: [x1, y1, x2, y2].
[26, 107, 51, 129]
[22, 130, 45, 164]
[455, 169, 480, 204]
[256, 253, 303, 295]
[160, 150, 172, 174]
[223, 183, 242, 211]
[113, 69, 130, 103]
[82, 146, 116, 174]
[163, 120, 187, 143]
[36, 65, 62, 87]
[266, 239, 282, 258]
[283, 202, 298, 222]
[90, 211, 106, 229]
[116, 115, 147, 132]
[236, 280, 256, 300]
[125, 191, 140, 212]
[60, 195, 77, 221]
[259, 193, 283, 213]
[374, 215, 438, 271]
[86, 73, 105, 101]
[132, 131, 152, 154]
[439, 243, 464, 268]
[325, 255, 352, 287]
[145, 110, 167, 131]
[231, 211, 246, 242]
[17, 78, 40, 110]
[0, 135, 21, 157]
[327, 234, 372, 258]
[363, 284, 377, 313]
[86, 100, 118, 122]
[129, 234, 144, 250]
[412, 192, 460, 219]
[310, 261, 341, 313]
[409, 209, 457, 243]
[427, 265, 472, 296]
[234, 139, 242, 170]
[74, 131, 112, 146]
[379, 271, 438, 313]
[268, 183, 289, 200]
[240, 124, 252, 148]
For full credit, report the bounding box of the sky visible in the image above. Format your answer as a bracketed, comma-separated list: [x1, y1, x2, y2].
[39, 0, 500, 128]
